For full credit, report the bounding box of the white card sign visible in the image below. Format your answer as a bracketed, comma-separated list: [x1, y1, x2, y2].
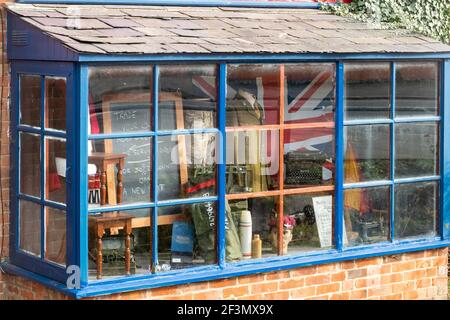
[312, 195, 348, 248]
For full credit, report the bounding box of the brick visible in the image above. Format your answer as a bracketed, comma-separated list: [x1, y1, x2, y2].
[264, 291, 290, 300]
[238, 274, 265, 285]
[305, 274, 331, 286]
[416, 278, 432, 288]
[331, 271, 346, 282]
[279, 278, 305, 290]
[330, 292, 350, 300]
[209, 278, 237, 289]
[404, 291, 419, 300]
[223, 286, 249, 299]
[290, 286, 316, 299]
[391, 261, 415, 273]
[368, 285, 392, 297]
[266, 271, 290, 281]
[380, 293, 403, 300]
[349, 289, 368, 300]
[347, 268, 367, 279]
[250, 282, 278, 294]
[316, 283, 340, 295]
[290, 266, 317, 277]
[192, 290, 222, 300]
[355, 257, 381, 268]
[380, 273, 403, 285]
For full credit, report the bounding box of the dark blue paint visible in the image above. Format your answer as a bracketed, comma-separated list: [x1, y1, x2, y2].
[151, 65, 159, 270]
[79, 53, 450, 63]
[441, 60, 450, 239]
[217, 64, 226, 268]
[3, 238, 449, 299]
[335, 61, 344, 251]
[390, 62, 396, 242]
[7, 13, 78, 62]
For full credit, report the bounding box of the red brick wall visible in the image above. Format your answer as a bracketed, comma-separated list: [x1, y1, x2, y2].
[2, 248, 448, 300]
[0, 0, 12, 300]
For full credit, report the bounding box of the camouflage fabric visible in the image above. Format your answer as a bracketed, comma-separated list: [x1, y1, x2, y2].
[188, 166, 242, 262]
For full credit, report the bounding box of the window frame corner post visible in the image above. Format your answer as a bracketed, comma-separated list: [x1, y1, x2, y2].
[9, 63, 20, 259]
[76, 63, 89, 286]
[335, 61, 344, 251]
[151, 64, 159, 271]
[440, 59, 450, 240]
[217, 63, 226, 268]
[390, 61, 396, 242]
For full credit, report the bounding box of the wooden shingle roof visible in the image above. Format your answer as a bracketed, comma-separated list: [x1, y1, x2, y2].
[6, 3, 450, 55]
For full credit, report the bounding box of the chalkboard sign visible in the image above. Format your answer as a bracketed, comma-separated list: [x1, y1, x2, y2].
[95, 92, 186, 216]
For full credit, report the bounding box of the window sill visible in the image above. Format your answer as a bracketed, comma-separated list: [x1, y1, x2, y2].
[2, 238, 450, 299]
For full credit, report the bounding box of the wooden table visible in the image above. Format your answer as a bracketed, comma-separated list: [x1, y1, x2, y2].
[89, 212, 133, 279]
[88, 152, 127, 206]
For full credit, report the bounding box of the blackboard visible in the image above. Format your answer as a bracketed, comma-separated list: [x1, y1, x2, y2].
[97, 92, 186, 215]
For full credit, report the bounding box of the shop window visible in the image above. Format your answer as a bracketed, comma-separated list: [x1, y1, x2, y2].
[343, 62, 440, 247]
[225, 63, 336, 260]
[17, 74, 68, 267]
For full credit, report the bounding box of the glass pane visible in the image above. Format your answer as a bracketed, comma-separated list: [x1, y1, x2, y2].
[227, 196, 278, 260]
[45, 137, 66, 203]
[395, 122, 438, 178]
[344, 62, 390, 120]
[395, 62, 439, 118]
[88, 137, 152, 208]
[20, 133, 41, 197]
[20, 74, 41, 127]
[19, 200, 41, 257]
[344, 186, 390, 247]
[226, 130, 279, 194]
[45, 207, 66, 266]
[394, 182, 438, 239]
[159, 65, 217, 131]
[284, 127, 334, 188]
[284, 63, 335, 124]
[157, 133, 217, 201]
[227, 64, 280, 126]
[88, 209, 152, 280]
[88, 66, 152, 135]
[284, 192, 334, 253]
[45, 77, 66, 131]
[157, 203, 216, 272]
[344, 125, 390, 183]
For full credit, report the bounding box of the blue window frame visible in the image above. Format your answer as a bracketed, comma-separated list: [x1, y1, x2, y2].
[6, 56, 450, 299]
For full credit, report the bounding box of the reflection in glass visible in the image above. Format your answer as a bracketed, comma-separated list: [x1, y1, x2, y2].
[344, 62, 390, 120]
[395, 122, 438, 179]
[88, 137, 152, 207]
[227, 64, 280, 126]
[45, 77, 66, 131]
[226, 130, 279, 194]
[88, 209, 152, 279]
[227, 197, 278, 260]
[159, 65, 217, 131]
[395, 62, 439, 118]
[19, 200, 41, 257]
[284, 127, 334, 188]
[344, 186, 390, 247]
[158, 134, 217, 201]
[20, 133, 41, 197]
[20, 74, 41, 127]
[284, 63, 336, 124]
[45, 137, 66, 204]
[158, 203, 217, 271]
[88, 66, 152, 135]
[284, 192, 334, 253]
[395, 182, 438, 239]
[45, 207, 66, 266]
[344, 125, 390, 183]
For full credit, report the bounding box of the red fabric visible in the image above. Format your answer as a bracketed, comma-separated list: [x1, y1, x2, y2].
[186, 179, 216, 194]
[48, 172, 62, 191]
[89, 95, 100, 134]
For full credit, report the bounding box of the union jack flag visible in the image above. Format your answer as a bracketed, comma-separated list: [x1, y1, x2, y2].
[192, 68, 335, 158]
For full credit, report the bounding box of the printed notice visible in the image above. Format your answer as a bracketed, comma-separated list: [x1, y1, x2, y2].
[312, 196, 348, 248]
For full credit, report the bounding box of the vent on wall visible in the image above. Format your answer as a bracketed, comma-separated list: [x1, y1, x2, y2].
[11, 30, 28, 46]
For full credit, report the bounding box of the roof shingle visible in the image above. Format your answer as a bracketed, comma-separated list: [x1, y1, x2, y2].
[6, 3, 450, 55]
